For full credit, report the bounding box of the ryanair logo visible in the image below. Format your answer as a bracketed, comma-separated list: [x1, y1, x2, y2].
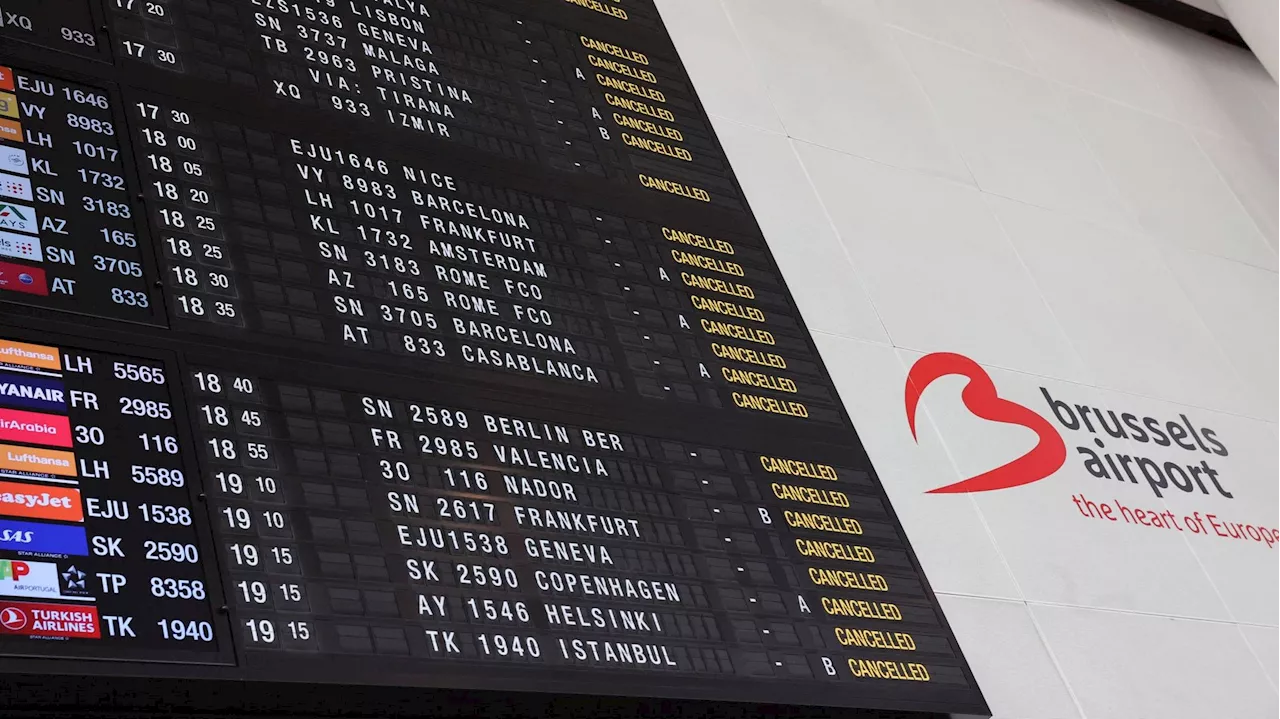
[0, 373, 64, 412]
[0, 203, 36, 235]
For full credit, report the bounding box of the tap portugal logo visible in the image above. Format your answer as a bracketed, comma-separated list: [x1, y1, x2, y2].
[905, 353, 1066, 494]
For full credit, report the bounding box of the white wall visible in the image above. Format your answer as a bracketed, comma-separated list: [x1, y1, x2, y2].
[654, 1, 1279, 717]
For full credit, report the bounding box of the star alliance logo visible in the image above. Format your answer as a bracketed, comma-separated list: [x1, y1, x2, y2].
[60, 565, 86, 591]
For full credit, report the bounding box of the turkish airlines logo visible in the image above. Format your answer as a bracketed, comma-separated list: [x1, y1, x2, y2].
[905, 353, 1066, 494]
[0, 605, 26, 631]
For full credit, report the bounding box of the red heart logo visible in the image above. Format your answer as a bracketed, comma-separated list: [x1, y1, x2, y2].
[905, 353, 1066, 494]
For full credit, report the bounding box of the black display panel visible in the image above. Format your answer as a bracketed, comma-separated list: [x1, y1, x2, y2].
[0, 1, 987, 716]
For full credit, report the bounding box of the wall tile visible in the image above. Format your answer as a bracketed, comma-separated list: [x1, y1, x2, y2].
[1065, 89, 1275, 270]
[1107, 3, 1278, 156]
[936, 595, 1082, 719]
[1000, 0, 1171, 117]
[794, 141, 1089, 383]
[1240, 624, 1279, 688]
[1031, 604, 1279, 719]
[723, 0, 971, 183]
[990, 196, 1259, 419]
[895, 29, 1134, 230]
[875, 0, 1035, 71]
[1160, 247, 1278, 421]
[1196, 130, 1279, 251]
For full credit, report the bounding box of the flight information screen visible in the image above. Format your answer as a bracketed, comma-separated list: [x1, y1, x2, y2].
[0, 1, 986, 716]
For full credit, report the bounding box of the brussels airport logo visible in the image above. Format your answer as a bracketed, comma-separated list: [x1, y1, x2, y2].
[904, 352, 1232, 500]
[906, 353, 1065, 494]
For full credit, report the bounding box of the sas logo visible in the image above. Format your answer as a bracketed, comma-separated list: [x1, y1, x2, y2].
[0, 528, 32, 543]
[0, 519, 87, 555]
[0, 202, 37, 234]
[0, 600, 100, 638]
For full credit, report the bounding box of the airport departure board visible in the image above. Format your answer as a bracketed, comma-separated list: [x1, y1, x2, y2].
[0, 1, 987, 716]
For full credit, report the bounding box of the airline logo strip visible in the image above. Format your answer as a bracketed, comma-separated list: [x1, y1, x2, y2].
[0, 68, 16, 145]
[0, 481, 82, 521]
[0, 261, 46, 296]
[0, 341, 75, 483]
[0, 340, 61, 376]
[0, 71, 36, 291]
[0, 373, 66, 412]
[0, 559, 92, 602]
[0, 519, 87, 555]
[0, 601, 99, 638]
[0, 408, 72, 448]
[0, 202, 38, 234]
[0, 146, 26, 175]
[0, 337, 213, 648]
[0, 230, 39, 263]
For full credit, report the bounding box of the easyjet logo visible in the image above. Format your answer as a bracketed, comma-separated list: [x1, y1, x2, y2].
[905, 353, 1234, 500]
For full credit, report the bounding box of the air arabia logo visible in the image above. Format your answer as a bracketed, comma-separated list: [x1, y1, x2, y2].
[905, 353, 1065, 494]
